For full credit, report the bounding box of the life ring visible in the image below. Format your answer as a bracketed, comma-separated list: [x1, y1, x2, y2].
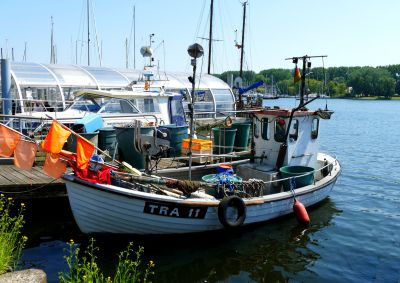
[218, 196, 246, 228]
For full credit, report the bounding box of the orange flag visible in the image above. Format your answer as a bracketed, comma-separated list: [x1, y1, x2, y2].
[0, 124, 21, 157]
[13, 140, 37, 171]
[41, 120, 71, 153]
[76, 136, 95, 170]
[294, 67, 301, 83]
[43, 153, 67, 179]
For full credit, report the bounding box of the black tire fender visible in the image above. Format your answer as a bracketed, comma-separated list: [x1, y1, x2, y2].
[218, 196, 246, 228]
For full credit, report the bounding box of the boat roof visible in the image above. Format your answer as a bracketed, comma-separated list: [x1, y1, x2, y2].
[74, 89, 178, 99]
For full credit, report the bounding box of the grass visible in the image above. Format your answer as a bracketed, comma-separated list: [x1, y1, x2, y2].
[0, 194, 27, 275]
[59, 238, 155, 283]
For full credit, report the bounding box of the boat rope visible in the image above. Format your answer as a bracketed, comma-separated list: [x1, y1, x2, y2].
[0, 178, 60, 194]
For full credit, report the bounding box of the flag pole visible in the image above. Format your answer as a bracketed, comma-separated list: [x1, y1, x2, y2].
[48, 118, 122, 166]
[0, 122, 35, 142]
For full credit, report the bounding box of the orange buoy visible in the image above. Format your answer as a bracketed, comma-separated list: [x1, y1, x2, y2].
[293, 199, 310, 224]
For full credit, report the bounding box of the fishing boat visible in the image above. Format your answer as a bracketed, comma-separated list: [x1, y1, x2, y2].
[60, 53, 341, 235]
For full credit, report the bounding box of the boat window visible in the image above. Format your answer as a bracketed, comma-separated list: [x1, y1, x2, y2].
[274, 118, 286, 142]
[289, 119, 299, 141]
[137, 98, 160, 113]
[120, 100, 139, 113]
[165, 88, 189, 101]
[169, 96, 186, 126]
[194, 89, 213, 102]
[261, 118, 270, 140]
[101, 99, 123, 113]
[253, 119, 259, 138]
[68, 97, 101, 112]
[311, 118, 319, 139]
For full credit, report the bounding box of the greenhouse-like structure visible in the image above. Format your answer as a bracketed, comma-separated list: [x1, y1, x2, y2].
[0, 61, 235, 117]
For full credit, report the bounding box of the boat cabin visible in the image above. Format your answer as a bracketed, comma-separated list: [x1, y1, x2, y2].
[30, 89, 187, 127]
[236, 107, 325, 193]
[252, 107, 321, 169]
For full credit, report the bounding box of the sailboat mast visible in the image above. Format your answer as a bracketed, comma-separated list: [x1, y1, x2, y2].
[207, 0, 214, 74]
[133, 5, 136, 69]
[87, 0, 90, 66]
[239, 1, 247, 78]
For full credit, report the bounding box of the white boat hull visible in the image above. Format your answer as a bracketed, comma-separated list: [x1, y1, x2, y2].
[64, 154, 341, 235]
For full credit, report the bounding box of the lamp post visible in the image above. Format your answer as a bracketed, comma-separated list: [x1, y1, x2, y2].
[187, 43, 204, 180]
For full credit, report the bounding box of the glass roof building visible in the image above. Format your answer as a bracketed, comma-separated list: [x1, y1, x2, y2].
[0, 62, 234, 117]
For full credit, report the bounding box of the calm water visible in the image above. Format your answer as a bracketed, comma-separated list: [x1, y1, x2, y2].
[21, 99, 400, 282]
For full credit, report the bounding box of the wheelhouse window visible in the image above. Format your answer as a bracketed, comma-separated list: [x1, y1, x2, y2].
[253, 118, 260, 138]
[289, 119, 299, 141]
[311, 118, 319, 139]
[137, 98, 160, 113]
[274, 118, 286, 142]
[261, 118, 270, 140]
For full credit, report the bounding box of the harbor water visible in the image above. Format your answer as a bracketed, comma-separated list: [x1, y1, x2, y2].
[21, 98, 400, 282]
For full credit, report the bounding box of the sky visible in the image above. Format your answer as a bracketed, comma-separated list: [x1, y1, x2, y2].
[1, 0, 399, 74]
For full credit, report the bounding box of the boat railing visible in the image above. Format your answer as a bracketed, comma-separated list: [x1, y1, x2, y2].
[0, 112, 160, 136]
[270, 154, 339, 187]
[0, 97, 75, 114]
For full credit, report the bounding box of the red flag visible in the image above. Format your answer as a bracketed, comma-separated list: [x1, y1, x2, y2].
[76, 136, 95, 170]
[41, 120, 71, 153]
[294, 67, 301, 84]
[43, 153, 67, 179]
[0, 124, 21, 157]
[13, 140, 37, 171]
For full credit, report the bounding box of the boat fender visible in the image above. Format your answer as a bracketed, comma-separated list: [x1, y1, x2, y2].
[293, 199, 310, 224]
[218, 196, 246, 228]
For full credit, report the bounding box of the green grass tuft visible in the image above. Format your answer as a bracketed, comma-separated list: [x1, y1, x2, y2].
[59, 238, 155, 283]
[0, 194, 27, 275]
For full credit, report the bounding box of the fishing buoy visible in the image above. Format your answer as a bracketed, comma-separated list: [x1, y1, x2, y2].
[293, 199, 310, 224]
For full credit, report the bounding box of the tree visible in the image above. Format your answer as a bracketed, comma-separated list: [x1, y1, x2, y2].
[348, 67, 395, 97]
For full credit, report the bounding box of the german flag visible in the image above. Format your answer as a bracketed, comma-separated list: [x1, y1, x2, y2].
[294, 67, 301, 84]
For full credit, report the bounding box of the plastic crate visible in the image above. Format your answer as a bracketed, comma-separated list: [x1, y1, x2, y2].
[182, 138, 213, 163]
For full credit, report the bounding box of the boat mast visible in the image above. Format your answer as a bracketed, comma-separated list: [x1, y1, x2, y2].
[207, 0, 214, 74]
[239, 1, 247, 79]
[285, 55, 327, 106]
[237, 1, 247, 108]
[50, 16, 55, 64]
[87, 0, 90, 66]
[133, 5, 136, 69]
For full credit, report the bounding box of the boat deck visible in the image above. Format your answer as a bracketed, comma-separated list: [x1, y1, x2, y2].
[0, 165, 67, 199]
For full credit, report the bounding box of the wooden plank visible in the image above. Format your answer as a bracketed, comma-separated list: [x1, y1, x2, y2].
[0, 170, 16, 186]
[0, 166, 31, 185]
[11, 167, 45, 183]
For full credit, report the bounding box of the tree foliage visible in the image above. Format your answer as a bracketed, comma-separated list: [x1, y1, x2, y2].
[215, 64, 400, 98]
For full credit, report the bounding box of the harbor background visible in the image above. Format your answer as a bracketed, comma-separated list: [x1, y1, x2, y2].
[20, 98, 400, 282]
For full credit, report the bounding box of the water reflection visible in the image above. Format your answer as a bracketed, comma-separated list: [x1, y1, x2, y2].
[96, 199, 341, 282]
[21, 198, 340, 282]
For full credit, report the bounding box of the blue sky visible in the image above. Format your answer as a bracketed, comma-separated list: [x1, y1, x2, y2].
[1, 0, 399, 73]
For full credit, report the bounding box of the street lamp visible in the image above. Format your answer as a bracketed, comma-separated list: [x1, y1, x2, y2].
[187, 43, 204, 180]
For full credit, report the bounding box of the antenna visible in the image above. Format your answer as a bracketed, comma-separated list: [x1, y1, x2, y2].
[285, 55, 328, 106]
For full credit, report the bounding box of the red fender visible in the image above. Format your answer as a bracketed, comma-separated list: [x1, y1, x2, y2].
[293, 199, 310, 224]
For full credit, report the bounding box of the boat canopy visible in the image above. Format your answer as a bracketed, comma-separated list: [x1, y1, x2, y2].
[0, 62, 235, 117]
